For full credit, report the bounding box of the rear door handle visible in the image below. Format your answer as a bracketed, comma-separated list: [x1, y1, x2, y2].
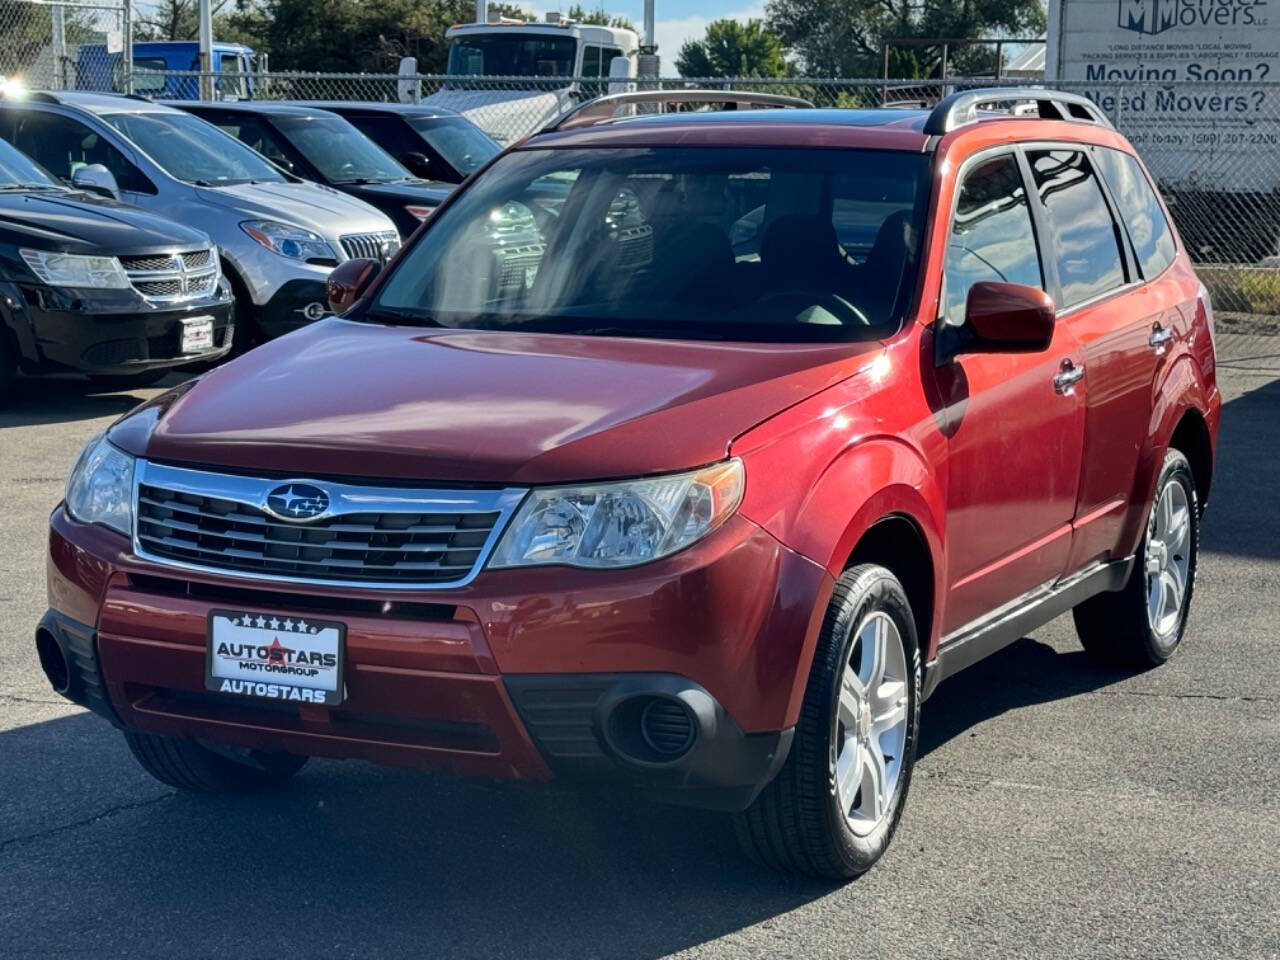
[1053, 360, 1084, 395]
[1149, 324, 1174, 350]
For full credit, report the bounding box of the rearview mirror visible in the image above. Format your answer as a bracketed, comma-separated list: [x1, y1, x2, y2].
[937, 281, 1055, 362]
[326, 258, 380, 314]
[402, 151, 431, 178]
[71, 163, 120, 200]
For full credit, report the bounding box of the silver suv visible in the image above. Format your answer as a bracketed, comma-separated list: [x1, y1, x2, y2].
[0, 93, 400, 344]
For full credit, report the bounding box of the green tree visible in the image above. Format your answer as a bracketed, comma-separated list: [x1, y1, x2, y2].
[674, 19, 787, 78]
[566, 4, 635, 31]
[764, 0, 1046, 78]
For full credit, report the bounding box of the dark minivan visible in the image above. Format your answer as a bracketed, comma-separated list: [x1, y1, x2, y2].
[172, 101, 453, 239]
[0, 137, 232, 401]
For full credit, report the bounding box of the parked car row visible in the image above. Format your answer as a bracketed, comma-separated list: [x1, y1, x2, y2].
[0, 90, 500, 402]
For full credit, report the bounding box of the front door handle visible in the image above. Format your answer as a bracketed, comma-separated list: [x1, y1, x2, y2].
[1053, 359, 1085, 395]
[1149, 324, 1174, 351]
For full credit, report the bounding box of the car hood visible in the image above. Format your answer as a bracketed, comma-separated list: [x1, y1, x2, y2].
[341, 179, 453, 207]
[0, 190, 212, 254]
[196, 181, 395, 238]
[128, 318, 878, 484]
[423, 88, 568, 144]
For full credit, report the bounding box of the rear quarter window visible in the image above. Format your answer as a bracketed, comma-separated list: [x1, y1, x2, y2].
[1027, 149, 1127, 309]
[1093, 147, 1177, 280]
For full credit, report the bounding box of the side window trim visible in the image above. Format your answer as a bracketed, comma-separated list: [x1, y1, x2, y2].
[937, 145, 1049, 326]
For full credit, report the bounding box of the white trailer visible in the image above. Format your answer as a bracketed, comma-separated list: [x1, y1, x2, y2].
[1046, 0, 1280, 258]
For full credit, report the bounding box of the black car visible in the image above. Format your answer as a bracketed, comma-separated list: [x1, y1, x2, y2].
[288, 102, 500, 184]
[171, 101, 453, 239]
[0, 138, 233, 402]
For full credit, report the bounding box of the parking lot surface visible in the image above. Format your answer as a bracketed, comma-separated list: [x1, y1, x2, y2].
[2, 333, 1278, 960]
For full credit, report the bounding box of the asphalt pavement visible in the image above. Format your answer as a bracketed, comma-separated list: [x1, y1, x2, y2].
[1, 333, 1277, 960]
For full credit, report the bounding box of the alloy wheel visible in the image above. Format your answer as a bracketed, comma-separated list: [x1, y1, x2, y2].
[833, 611, 910, 836]
[1145, 477, 1192, 644]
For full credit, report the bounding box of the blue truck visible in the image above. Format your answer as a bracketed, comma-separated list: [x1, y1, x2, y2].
[75, 41, 257, 100]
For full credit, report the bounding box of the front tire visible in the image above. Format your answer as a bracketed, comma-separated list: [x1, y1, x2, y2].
[734, 564, 921, 879]
[124, 730, 307, 793]
[1073, 448, 1199, 668]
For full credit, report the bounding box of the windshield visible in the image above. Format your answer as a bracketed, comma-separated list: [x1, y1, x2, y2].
[0, 138, 59, 189]
[446, 34, 576, 77]
[408, 116, 500, 177]
[371, 147, 929, 343]
[102, 112, 286, 185]
[273, 114, 407, 183]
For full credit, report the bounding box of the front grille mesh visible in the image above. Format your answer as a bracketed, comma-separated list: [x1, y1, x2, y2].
[136, 483, 499, 584]
[340, 231, 401, 263]
[120, 249, 218, 304]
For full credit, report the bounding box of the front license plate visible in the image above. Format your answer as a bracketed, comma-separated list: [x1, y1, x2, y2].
[181, 316, 214, 354]
[206, 610, 344, 706]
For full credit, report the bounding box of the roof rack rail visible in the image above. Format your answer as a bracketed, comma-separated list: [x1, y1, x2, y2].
[544, 89, 814, 133]
[924, 87, 1112, 135]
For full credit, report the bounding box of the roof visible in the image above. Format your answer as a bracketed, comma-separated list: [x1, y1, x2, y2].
[15, 91, 183, 115]
[529, 107, 933, 152]
[171, 100, 344, 120]
[287, 100, 462, 119]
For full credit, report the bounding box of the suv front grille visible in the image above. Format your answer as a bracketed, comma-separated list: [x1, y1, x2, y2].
[132, 461, 526, 589]
[120, 249, 218, 304]
[340, 231, 401, 263]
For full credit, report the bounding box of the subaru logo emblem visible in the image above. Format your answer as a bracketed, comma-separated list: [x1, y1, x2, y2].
[265, 483, 330, 522]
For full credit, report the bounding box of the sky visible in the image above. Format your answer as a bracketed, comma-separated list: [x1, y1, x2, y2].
[556, 2, 767, 57]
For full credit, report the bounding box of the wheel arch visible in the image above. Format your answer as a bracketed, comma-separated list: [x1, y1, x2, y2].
[844, 513, 935, 664]
[1168, 406, 1213, 512]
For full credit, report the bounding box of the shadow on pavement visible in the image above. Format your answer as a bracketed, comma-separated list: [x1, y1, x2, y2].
[0, 711, 829, 959]
[1203, 377, 1280, 561]
[0, 375, 160, 429]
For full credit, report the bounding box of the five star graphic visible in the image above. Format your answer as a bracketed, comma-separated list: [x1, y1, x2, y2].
[229, 614, 322, 634]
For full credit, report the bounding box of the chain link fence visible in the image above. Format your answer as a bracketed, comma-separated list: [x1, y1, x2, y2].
[0, 0, 128, 91]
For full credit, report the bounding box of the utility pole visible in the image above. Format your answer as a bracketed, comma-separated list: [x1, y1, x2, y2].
[475, 1, 487, 24]
[198, 0, 213, 101]
[122, 1, 134, 94]
[51, 3, 66, 90]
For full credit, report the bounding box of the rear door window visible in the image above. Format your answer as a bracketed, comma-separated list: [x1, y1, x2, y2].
[943, 153, 1043, 325]
[1093, 147, 1177, 280]
[1027, 150, 1126, 309]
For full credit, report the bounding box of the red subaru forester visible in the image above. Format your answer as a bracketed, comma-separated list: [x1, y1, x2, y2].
[37, 89, 1219, 878]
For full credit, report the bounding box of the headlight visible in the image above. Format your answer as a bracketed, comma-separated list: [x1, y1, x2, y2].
[240, 220, 336, 262]
[65, 434, 135, 537]
[20, 249, 130, 289]
[490, 460, 744, 570]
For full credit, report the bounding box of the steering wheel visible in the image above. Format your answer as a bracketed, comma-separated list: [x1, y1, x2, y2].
[757, 289, 871, 326]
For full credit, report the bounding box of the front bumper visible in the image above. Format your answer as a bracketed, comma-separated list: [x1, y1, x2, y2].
[8, 282, 234, 374]
[255, 278, 332, 340]
[44, 507, 831, 809]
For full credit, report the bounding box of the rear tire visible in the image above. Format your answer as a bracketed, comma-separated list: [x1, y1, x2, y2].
[124, 730, 307, 793]
[1073, 448, 1199, 668]
[733, 564, 921, 879]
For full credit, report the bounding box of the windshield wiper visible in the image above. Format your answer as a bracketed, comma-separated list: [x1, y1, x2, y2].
[0, 183, 63, 191]
[332, 177, 393, 186]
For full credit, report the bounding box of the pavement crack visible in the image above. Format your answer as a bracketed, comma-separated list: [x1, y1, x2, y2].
[0, 692, 66, 706]
[0, 793, 174, 854]
[1095, 689, 1275, 703]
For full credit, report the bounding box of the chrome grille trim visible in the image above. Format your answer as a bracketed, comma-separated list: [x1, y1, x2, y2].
[340, 231, 401, 263]
[121, 248, 219, 305]
[131, 460, 526, 590]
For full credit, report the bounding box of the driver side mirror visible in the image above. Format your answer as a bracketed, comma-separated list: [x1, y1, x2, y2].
[326, 258, 381, 314]
[71, 163, 120, 200]
[402, 152, 432, 178]
[936, 281, 1055, 363]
